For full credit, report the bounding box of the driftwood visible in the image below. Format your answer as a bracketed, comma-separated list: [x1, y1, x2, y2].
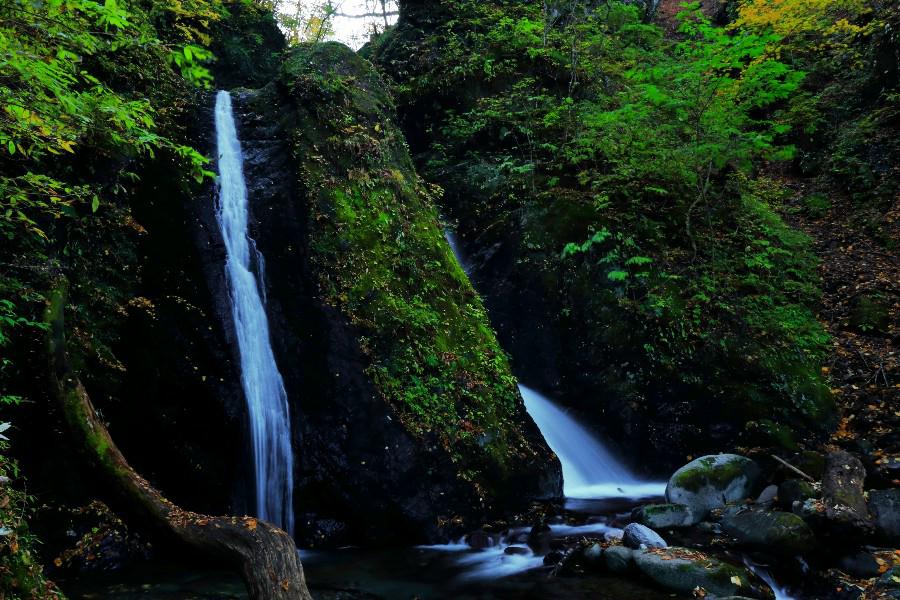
[45, 280, 312, 600]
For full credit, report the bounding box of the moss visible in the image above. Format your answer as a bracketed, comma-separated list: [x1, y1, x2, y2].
[277, 42, 544, 488]
[671, 456, 755, 494]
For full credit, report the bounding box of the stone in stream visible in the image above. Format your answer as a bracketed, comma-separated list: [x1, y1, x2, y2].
[822, 451, 872, 535]
[622, 523, 667, 549]
[526, 523, 552, 554]
[603, 545, 635, 573]
[666, 454, 762, 519]
[633, 547, 773, 599]
[778, 478, 817, 511]
[869, 488, 900, 544]
[631, 503, 697, 529]
[837, 550, 882, 578]
[503, 545, 531, 556]
[465, 530, 494, 550]
[720, 506, 816, 555]
[755, 485, 779, 506]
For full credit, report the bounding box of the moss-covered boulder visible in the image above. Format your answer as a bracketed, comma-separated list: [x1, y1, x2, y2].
[237, 41, 562, 542]
[720, 506, 817, 555]
[666, 455, 762, 518]
[634, 547, 774, 599]
[632, 503, 698, 529]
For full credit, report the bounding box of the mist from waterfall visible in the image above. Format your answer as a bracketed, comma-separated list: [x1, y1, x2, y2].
[443, 224, 663, 499]
[214, 90, 294, 533]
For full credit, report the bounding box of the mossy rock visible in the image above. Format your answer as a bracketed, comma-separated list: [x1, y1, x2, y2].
[666, 454, 762, 518]
[634, 547, 774, 599]
[272, 41, 561, 524]
[632, 503, 699, 529]
[721, 506, 817, 555]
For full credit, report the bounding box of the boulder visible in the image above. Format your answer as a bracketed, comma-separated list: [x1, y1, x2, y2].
[869, 488, 900, 544]
[526, 523, 552, 554]
[666, 454, 762, 518]
[634, 547, 773, 599]
[822, 451, 871, 535]
[622, 523, 667, 549]
[837, 550, 882, 578]
[632, 503, 698, 529]
[603, 545, 634, 573]
[755, 485, 779, 506]
[778, 478, 817, 511]
[465, 530, 494, 550]
[720, 506, 816, 555]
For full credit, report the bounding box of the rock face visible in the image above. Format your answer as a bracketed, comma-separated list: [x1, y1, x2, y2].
[224, 42, 561, 543]
[666, 455, 762, 518]
[869, 489, 900, 544]
[720, 506, 816, 555]
[632, 503, 697, 529]
[634, 547, 773, 599]
[622, 523, 667, 549]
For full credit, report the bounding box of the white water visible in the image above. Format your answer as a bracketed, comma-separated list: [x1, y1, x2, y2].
[214, 90, 294, 534]
[519, 385, 665, 499]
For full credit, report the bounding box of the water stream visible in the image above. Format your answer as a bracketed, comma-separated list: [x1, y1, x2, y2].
[214, 90, 294, 533]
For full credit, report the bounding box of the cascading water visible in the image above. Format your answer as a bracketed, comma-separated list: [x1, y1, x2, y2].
[519, 385, 664, 499]
[443, 226, 663, 500]
[214, 90, 294, 533]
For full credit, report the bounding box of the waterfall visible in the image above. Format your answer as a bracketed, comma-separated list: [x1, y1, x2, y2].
[442, 226, 663, 500]
[214, 90, 294, 533]
[519, 385, 664, 499]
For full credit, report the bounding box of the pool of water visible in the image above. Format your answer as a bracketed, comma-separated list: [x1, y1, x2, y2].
[62, 495, 674, 600]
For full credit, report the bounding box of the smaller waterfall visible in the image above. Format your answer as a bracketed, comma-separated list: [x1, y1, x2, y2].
[214, 90, 294, 533]
[519, 385, 664, 499]
[441, 225, 663, 500]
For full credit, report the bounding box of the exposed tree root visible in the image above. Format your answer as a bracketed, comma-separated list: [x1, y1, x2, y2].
[45, 279, 313, 600]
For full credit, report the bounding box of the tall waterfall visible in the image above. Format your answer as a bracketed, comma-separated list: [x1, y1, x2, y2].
[214, 90, 294, 533]
[442, 225, 663, 500]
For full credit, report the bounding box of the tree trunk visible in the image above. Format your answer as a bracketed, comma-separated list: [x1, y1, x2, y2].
[44, 279, 313, 600]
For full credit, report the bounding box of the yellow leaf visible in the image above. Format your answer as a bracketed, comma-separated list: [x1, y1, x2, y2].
[731, 575, 742, 587]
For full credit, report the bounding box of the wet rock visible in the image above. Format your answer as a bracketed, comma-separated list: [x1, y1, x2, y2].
[543, 550, 564, 565]
[666, 454, 762, 519]
[632, 503, 697, 529]
[603, 545, 634, 574]
[869, 488, 900, 544]
[822, 451, 872, 535]
[465, 530, 494, 550]
[755, 485, 779, 506]
[778, 479, 817, 511]
[873, 566, 900, 599]
[622, 523, 667, 549]
[633, 547, 773, 599]
[837, 550, 882, 578]
[527, 523, 552, 554]
[503, 545, 530, 556]
[720, 506, 816, 555]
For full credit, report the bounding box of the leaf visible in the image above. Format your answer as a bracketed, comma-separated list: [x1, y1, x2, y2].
[607, 270, 629, 282]
[731, 575, 742, 586]
[7, 141, 14, 155]
[91, 195, 100, 213]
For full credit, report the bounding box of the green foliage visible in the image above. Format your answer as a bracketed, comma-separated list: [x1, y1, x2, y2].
[371, 0, 835, 446]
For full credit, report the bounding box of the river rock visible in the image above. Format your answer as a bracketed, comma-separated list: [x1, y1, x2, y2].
[526, 523, 552, 554]
[720, 506, 816, 555]
[603, 545, 634, 573]
[755, 485, 779, 506]
[633, 547, 773, 599]
[503, 545, 530, 556]
[837, 550, 882, 578]
[465, 530, 494, 550]
[869, 488, 900, 544]
[622, 523, 667, 549]
[779, 478, 817, 511]
[822, 451, 871, 534]
[632, 503, 697, 528]
[666, 454, 762, 518]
